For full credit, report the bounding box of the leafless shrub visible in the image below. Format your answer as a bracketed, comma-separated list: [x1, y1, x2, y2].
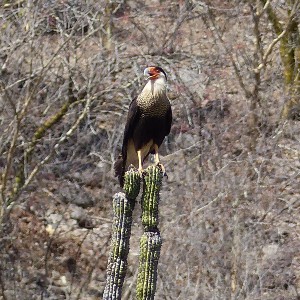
[0, 1, 299, 299]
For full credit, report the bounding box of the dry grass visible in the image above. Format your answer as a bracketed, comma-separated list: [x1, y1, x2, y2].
[0, 1, 299, 299]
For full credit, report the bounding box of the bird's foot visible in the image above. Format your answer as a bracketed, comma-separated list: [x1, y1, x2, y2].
[138, 167, 144, 178]
[156, 163, 168, 178]
[128, 164, 136, 170]
[128, 164, 144, 179]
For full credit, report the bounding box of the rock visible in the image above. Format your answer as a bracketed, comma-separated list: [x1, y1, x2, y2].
[69, 205, 85, 221]
[59, 183, 94, 208]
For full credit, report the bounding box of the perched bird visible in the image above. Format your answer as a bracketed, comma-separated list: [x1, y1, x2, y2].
[114, 66, 172, 187]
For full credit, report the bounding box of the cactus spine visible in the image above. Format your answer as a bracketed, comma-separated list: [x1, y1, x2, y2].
[136, 165, 163, 299]
[103, 169, 140, 300]
[104, 165, 163, 300]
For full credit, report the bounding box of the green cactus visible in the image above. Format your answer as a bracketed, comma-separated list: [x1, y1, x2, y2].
[136, 231, 162, 300]
[141, 165, 163, 231]
[104, 165, 164, 300]
[123, 167, 141, 199]
[136, 165, 164, 299]
[103, 170, 140, 300]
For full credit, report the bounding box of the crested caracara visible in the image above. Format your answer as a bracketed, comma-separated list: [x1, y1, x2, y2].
[114, 66, 172, 187]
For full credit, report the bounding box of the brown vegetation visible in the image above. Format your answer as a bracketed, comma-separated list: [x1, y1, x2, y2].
[0, 1, 299, 299]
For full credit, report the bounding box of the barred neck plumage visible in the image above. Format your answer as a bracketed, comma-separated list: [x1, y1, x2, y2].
[141, 77, 167, 99]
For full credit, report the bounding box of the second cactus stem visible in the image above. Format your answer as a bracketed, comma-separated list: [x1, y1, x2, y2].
[136, 165, 164, 300]
[103, 168, 141, 300]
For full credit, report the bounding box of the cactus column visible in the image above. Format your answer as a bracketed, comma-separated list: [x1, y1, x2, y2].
[136, 165, 163, 300]
[103, 169, 141, 300]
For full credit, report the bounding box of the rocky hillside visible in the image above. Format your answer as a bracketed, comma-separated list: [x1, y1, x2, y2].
[0, 1, 299, 299]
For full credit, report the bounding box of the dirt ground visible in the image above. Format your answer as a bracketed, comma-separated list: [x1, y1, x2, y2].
[0, 1, 299, 299]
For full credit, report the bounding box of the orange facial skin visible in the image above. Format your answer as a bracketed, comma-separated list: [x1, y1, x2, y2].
[147, 67, 160, 80]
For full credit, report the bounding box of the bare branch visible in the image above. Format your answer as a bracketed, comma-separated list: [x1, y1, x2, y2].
[254, 23, 292, 73]
[255, 0, 299, 73]
[206, 6, 252, 98]
[0, 117, 20, 206]
[6, 96, 92, 211]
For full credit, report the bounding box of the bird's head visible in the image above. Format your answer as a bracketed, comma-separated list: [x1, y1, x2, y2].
[144, 66, 167, 82]
[143, 66, 167, 95]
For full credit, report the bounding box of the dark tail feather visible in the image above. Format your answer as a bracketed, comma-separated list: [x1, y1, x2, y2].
[114, 155, 125, 187]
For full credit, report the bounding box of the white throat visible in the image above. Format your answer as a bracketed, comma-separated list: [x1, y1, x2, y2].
[142, 77, 167, 97]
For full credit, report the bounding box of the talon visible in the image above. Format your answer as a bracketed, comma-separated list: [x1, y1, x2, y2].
[156, 163, 167, 178]
[138, 167, 144, 177]
[128, 164, 135, 170]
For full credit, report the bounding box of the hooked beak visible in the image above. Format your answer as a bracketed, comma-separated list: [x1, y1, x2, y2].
[144, 67, 158, 80]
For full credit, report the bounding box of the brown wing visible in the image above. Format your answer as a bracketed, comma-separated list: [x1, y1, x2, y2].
[149, 104, 172, 156]
[114, 98, 141, 187]
[165, 105, 172, 136]
[153, 103, 172, 147]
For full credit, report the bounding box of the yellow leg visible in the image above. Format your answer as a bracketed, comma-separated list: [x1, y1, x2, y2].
[137, 150, 143, 172]
[154, 144, 160, 164]
[153, 144, 166, 175]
